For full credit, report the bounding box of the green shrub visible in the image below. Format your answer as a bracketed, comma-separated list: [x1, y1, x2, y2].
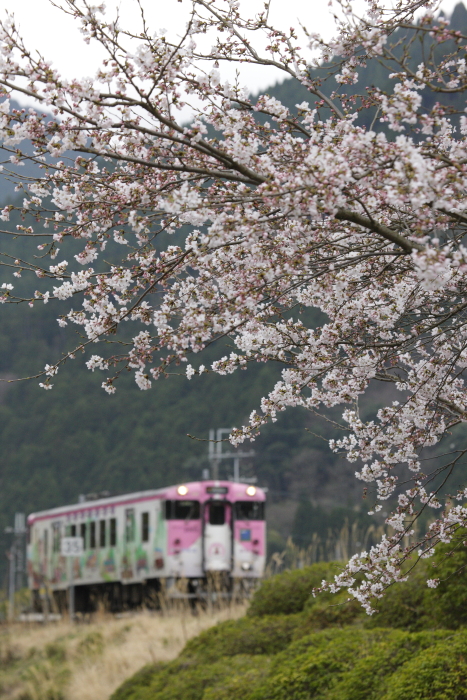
[423, 529, 467, 629]
[248, 562, 340, 617]
[110, 616, 301, 700]
[181, 614, 303, 662]
[364, 530, 467, 631]
[302, 589, 363, 631]
[255, 628, 389, 700]
[249, 628, 455, 700]
[382, 629, 467, 700]
[201, 656, 271, 700]
[111, 655, 270, 700]
[110, 663, 167, 700]
[110, 533, 467, 700]
[161, 655, 270, 700]
[111, 619, 467, 700]
[330, 629, 449, 700]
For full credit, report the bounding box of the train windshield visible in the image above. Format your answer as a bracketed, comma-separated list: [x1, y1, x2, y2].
[235, 501, 265, 520]
[165, 500, 200, 520]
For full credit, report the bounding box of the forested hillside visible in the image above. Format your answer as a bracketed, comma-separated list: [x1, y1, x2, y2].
[261, 2, 467, 122]
[1, 3, 467, 580]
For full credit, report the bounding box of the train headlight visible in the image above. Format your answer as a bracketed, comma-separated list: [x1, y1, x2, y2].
[246, 486, 256, 497]
[177, 485, 189, 496]
[241, 562, 252, 571]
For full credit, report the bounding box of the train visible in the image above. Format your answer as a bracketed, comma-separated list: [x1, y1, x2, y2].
[27, 480, 266, 612]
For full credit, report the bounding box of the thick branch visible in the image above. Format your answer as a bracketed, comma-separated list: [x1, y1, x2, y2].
[335, 208, 423, 253]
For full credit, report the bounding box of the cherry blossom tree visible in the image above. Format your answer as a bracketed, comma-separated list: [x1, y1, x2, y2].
[0, 0, 466, 610]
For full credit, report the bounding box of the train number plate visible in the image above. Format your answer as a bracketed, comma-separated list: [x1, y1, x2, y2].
[61, 537, 84, 556]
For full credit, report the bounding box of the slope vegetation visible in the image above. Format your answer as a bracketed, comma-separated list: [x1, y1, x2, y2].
[112, 537, 467, 700]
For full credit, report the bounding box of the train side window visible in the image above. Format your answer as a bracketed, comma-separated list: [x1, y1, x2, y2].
[109, 518, 117, 547]
[234, 502, 265, 520]
[80, 522, 87, 548]
[99, 520, 106, 548]
[142, 512, 149, 542]
[209, 503, 225, 526]
[125, 509, 135, 543]
[165, 500, 200, 520]
[90, 521, 96, 549]
[70, 524, 76, 537]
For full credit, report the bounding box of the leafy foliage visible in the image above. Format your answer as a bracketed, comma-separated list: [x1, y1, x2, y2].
[111, 622, 466, 700]
[111, 663, 167, 700]
[247, 562, 339, 617]
[180, 615, 303, 661]
[110, 555, 467, 699]
[111, 654, 270, 700]
[382, 631, 467, 700]
[363, 527, 467, 631]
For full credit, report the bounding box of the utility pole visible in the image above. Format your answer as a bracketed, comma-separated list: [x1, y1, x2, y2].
[8, 542, 16, 622]
[233, 456, 240, 483]
[5, 513, 27, 622]
[208, 429, 220, 479]
[208, 428, 255, 481]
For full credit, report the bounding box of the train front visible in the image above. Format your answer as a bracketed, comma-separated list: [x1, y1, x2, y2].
[165, 480, 266, 581]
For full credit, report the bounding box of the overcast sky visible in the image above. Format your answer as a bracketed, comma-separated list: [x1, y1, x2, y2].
[0, 0, 462, 99]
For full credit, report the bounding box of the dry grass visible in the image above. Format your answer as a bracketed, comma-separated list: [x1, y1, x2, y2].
[0, 603, 247, 700]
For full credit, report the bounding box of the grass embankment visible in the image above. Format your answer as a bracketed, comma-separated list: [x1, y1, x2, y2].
[113, 538, 467, 700]
[0, 604, 246, 700]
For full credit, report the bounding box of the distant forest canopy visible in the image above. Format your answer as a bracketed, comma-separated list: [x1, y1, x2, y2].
[1, 3, 467, 578]
[256, 2, 467, 124]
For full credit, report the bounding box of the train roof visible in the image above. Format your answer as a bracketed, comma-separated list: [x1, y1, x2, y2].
[27, 480, 266, 523]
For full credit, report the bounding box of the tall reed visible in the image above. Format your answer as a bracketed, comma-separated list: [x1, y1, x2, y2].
[267, 519, 424, 575]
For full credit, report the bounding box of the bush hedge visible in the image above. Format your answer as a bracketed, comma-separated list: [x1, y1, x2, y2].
[382, 630, 467, 700]
[247, 562, 340, 617]
[112, 663, 167, 700]
[112, 626, 466, 700]
[302, 589, 363, 630]
[112, 553, 467, 700]
[364, 529, 467, 631]
[111, 654, 270, 700]
[180, 614, 304, 661]
[326, 629, 450, 700]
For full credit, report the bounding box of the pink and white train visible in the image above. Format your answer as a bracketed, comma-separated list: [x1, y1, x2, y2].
[27, 480, 266, 611]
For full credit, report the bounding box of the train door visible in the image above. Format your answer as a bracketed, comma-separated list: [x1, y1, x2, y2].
[203, 501, 232, 572]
